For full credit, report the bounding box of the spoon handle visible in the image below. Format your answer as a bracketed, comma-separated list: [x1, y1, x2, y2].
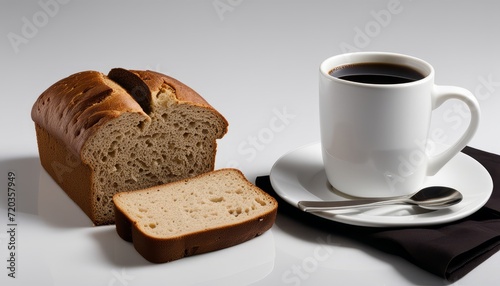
[297, 198, 404, 212]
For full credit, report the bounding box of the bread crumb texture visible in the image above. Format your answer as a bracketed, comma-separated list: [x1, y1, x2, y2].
[84, 101, 226, 224]
[113, 169, 277, 238]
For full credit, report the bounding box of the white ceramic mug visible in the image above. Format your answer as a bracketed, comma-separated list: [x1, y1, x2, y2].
[319, 52, 480, 198]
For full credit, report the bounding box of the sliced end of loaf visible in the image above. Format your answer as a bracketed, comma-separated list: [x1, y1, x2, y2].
[113, 168, 277, 263]
[82, 93, 228, 225]
[83, 70, 229, 225]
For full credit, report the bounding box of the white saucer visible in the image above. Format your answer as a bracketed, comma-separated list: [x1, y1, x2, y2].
[270, 142, 493, 227]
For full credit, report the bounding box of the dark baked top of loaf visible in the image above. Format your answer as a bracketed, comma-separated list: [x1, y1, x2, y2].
[31, 71, 143, 156]
[31, 69, 227, 157]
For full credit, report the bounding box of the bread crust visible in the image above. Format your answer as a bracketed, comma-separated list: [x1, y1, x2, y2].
[31, 69, 228, 159]
[115, 203, 276, 263]
[131, 70, 212, 107]
[113, 169, 278, 263]
[34, 123, 96, 222]
[31, 71, 146, 157]
[129, 70, 228, 136]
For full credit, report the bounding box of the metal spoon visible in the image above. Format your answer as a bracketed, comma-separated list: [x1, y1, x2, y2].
[298, 186, 463, 212]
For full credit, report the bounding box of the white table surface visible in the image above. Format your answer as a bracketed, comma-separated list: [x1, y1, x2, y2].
[1, 1, 500, 285]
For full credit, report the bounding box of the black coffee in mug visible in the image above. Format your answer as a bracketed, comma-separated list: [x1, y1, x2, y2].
[329, 63, 425, 84]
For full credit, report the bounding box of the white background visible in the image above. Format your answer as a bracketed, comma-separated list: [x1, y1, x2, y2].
[1, 0, 500, 285]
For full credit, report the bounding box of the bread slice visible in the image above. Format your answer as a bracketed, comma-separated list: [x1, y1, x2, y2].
[31, 69, 228, 225]
[112, 168, 278, 263]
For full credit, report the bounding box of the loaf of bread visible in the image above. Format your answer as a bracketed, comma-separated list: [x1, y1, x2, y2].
[31, 68, 228, 225]
[113, 168, 278, 263]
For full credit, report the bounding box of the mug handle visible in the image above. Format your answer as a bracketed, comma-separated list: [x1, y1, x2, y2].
[427, 85, 481, 175]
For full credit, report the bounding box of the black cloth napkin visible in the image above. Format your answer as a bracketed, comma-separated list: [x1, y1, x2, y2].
[255, 146, 500, 282]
